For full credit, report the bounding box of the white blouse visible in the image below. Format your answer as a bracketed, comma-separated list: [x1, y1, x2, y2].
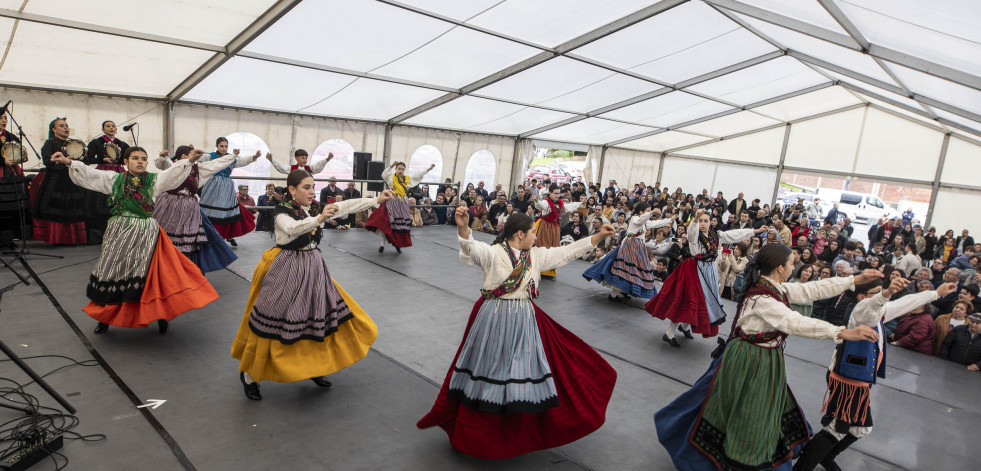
[381, 167, 429, 190]
[534, 199, 582, 217]
[152, 155, 237, 187]
[736, 275, 855, 345]
[687, 223, 755, 257]
[67, 159, 198, 197]
[269, 157, 329, 175]
[626, 211, 673, 239]
[459, 234, 596, 300]
[273, 197, 379, 248]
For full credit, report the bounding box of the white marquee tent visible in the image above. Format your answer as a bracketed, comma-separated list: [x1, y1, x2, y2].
[2, 0, 980, 233]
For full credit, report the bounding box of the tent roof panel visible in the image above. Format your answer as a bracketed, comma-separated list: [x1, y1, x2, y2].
[858, 94, 945, 130]
[0, 20, 212, 96]
[183, 57, 356, 112]
[22, 0, 276, 46]
[404, 96, 577, 133]
[677, 110, 780, 137]
[886, 63, 981, 117]
[737, 0, 851, 34]
[617, 131, 711, 152]
[531, 117, 656, 144]
[536, 73, 664, 114]
[685, 56, 829, 106]
[811, 66, 932, 113]
[751, 85, 862, 121]
[835, 0, 981, 77]
[391, 0, 502, 22]
[371, 27, 540, 89]
[467, 107, 579, 135]
[598, 91, 734, 128]
[933, 108, 981, 135]
[466, 0, 658, 48]
[243, 0, 453, 72]
[301, 79, 448, 121]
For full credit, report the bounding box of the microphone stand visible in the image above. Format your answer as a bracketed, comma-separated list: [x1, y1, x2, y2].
[127, 123, 138, 147]
[2, 103, 62, 261]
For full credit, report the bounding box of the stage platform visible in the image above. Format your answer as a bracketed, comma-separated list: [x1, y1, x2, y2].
[0, 226, 976, 470]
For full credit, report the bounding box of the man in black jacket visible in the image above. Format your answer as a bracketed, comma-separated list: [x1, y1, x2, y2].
[938, 313, 981, 371]
[510, 186, 532, 214]
[955, 229, 975, 256]
[727, 192, 745, 218]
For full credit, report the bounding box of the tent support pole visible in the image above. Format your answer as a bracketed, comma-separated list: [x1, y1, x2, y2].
[925, 133, 951, 229]
[770, 123, 792, 207]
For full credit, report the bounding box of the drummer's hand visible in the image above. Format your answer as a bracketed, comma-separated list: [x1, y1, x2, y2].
[187, 149, 205, 163]
[159, 150, 169, 158]
[50, 152, 70, 165]
[232, 148, 240, 156]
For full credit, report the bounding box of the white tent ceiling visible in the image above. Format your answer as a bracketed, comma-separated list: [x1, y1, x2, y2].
[0, 0, 979, 149]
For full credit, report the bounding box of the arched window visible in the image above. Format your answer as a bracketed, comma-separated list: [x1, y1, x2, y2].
[464, 150, 496, 195]
[227, 132, 270, 201]
[311, 138, 355, 195]
[407, 144, 443, 200]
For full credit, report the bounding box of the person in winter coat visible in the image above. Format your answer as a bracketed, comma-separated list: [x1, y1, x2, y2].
[890, 303, 937, 355]
[937, 313, 981, 371]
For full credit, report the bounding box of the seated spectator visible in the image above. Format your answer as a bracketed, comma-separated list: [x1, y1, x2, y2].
[561, 211, 588, 241]
[933, 268, 964, 314]
[237, 185, 256, 214]
[811, 265, 836, 321]
[937, 313, 981, 371]
[470, 210, 493, 234]
[890, 302, 937, 355]
[611, 212, 628, 234]
[935, 300, 974, 354]
[935, 237, 957, 264]
[420, 198, 438, 226]
[652, 259, 668, 282]
[408, 198, 424, 227]
[589, 245, 609, 264]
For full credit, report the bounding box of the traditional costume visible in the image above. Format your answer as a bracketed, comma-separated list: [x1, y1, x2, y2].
[63, 160, 219, 331]
[417, 234, 617, 459]
[533, 197, 581, 277]
[197, 151, 257, 239]
[31, 134, 92, 244]
[794, 289, 937, 470]
[231, 197, 380, 386]
[583, 211, 673, 298]
[153, 155, 238, 273]
[269, 157, 328, 176]
[645, 224, 756, 338]
[0, 131, 29, 246]
[85, 135, 129, 172]
[365, 166, 428, 251]
[654, 275, 855, 471]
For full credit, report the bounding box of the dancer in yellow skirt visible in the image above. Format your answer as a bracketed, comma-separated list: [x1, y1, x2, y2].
[231, 169, 393, 400]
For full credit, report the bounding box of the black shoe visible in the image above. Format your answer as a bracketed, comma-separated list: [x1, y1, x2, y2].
[793, 430, 838, 471]
[378, 246, 384, 253]
[608, 294, 617, 301]
[227, 238, 237, 247]
[240, 372, 261, 401]
[678, 325, 694, 339]
[818, 434, 858, 471]
[93, 322, 109, 334]
[622, 293, 631, 301]
[395, 246, 401, 254]
[310, 376, 332, 388]
[662, 334, 681, 348]
[157, 319, 169, 335]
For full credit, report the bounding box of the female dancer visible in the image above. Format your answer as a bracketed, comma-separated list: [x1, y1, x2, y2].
[30, 118, 91, 245]
[84, 120, 130, 172]
[584, 201, 675, 300]
[654, 243, 882, 471]
[267, 149, 331, 174]
[534, 184, 582, 277]
[198, 137, 259, 246]
[418, 206, 617, 459]
[231, 169, 391, 400]
[0, 109, 27, 249]
[646, 209, 767, 347]
[51, 148, 219, 334]
[366, 161, 433, 253]
[153, 146, 238, 273]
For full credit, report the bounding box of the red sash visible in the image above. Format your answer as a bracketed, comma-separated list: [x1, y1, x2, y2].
[540, 198, 563, 224]
[290, 164, 312, 172]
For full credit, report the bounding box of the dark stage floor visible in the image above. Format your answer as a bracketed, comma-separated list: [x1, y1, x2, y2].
[0, 226, 976, 470]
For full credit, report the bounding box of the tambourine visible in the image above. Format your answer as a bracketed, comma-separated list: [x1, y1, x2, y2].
[2, 141, 27, 165]
[62, 138, 86, 160]
[105, 141, 121, 161]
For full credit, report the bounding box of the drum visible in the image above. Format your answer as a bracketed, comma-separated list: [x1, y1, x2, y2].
[62, 138, 86, 160]
[105, 141, 121, 162]
[1, 141, 27, 165]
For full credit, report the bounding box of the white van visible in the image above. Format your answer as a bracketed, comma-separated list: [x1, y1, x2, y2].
[816, 189, 901, 223]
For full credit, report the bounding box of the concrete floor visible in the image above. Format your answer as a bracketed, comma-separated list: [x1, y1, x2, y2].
[0, 226, 976, 470]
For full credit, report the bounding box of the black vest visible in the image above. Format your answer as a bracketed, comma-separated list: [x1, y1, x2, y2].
[274, 202, 323, 251]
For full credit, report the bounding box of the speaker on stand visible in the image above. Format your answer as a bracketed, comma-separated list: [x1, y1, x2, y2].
[353, 152, 371, 180]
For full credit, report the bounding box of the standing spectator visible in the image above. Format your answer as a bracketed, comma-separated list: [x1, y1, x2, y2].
[788, 264, 817, 317]
[510, 186, 532, 214]
[805, 198, 823, 226]
[726, 192, 746, 218]
[474, 181, 489, 200]
[924, 226, 939, 261]
[937, 313, 981, 371]
[237, 185, 256, 215]
[955, 229, 974, 255]
[896, 244, 923, 278]
[935, 237, 957, 264]
[840, 217, 854, 238]
[746, 198, 762, 220]
[256, 183, 276, 231]
[901, 207, 914, 227]
[823, 203, 840, 226]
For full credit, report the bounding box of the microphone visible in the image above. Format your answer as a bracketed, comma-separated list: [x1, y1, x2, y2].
[122, 122, 137, 131]
[0, 100, 11, 113]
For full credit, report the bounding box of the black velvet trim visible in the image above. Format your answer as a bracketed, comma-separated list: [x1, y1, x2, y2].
[447, 388, 559, 415]
[202, 213, 242, 226]
[247, 307, 354, 345]
[451, 367, 553, 386]
[250, 304, 352, 327]
[87, 274, 145, 304]
[165, 230, 207, 238]
[199, 202, 240, 212]
[609, 261, 658, 282]
[691, 405, 809, 471]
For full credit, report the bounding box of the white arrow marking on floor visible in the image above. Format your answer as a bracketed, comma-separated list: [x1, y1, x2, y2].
[137, 399, 166, 410]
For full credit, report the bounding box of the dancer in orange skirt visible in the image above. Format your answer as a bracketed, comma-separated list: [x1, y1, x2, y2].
[533, 184, 582, 278]
[51, 147, 218, 335]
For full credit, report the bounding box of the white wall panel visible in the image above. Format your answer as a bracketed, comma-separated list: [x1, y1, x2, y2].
[600, 148, 660, 188]
[679, 126, 785, 165]
[854, 108, 944, 181]
[940, 136, 981, 186]
[784, 107, 865, 173]
[932, 188, 981, 236]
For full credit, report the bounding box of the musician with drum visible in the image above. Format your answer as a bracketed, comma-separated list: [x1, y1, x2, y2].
[0, 107, 29, 249]
[84, 120, 129, 172]
[30, 117, 92, 244]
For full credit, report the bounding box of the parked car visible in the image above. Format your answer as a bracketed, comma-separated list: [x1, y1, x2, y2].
[816, 189, 901, 223]
[527, 165, 571, 184]
[780, 192, 847, 223]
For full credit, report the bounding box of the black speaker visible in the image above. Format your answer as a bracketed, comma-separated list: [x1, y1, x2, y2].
[353, 152, 372, 180]
[366, 161, 386, 192]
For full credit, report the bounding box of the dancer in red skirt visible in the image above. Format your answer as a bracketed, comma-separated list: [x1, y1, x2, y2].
[365, 161, 433, 253]
[646, 209, 767, 346]
[418, 206, 617, 459]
